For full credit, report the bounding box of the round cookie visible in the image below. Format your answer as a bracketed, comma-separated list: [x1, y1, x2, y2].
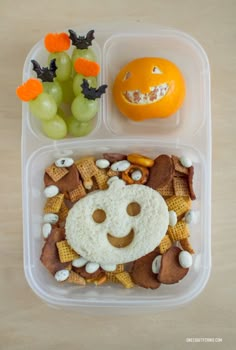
[157, 246, 189, 284]
[131, 249, 161, 289]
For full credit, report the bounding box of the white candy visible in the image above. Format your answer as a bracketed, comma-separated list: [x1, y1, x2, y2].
[43, 213, 59, 224]
[72, 257, 88, 268]
[152, 255, 162, 274]
[178, 250, 193, 268]
[55, 157, 74, 168]
[42, 223, 52, 239]
[100, 264, 117, 272]
[185, 210, 195, 224]
[85, 262, 100, 274]
[169, 210, 177, 227]
[180, 156, 192, 168]
[96, 159, 110, 169]
[111, 160, 130, 172]
[54, 269, 70, 282]
[43, 185, 59, 198]
[131, 170, 142, 181]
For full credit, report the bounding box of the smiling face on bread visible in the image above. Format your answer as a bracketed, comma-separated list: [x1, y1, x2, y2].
[65, 178, 169, 265]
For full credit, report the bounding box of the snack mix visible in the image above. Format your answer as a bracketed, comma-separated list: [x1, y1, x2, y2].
[41, 153, 196, 289]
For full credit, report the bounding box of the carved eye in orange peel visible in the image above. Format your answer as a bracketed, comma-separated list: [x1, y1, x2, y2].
[112, 57, 186, 121]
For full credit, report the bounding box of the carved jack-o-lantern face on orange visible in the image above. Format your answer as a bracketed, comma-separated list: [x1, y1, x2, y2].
[113, 57, 186, 121]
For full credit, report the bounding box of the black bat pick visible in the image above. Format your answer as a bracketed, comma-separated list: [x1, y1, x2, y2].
[68, 29, 95, 49]
[31, 59, 57, 82]
[81, 79, 107, 100]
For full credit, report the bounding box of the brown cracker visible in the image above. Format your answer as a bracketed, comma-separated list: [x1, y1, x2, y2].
[44, 193, 64, 214]
[44, 164, 81, 194]
[106, 168, 120, 177]
[58, 201, 69, 221]
[75, 157, 98, 180]
[113, 264, 125, 274]
[188, 166, 196, 200]
[67, 271, 86, 285]
[159, 235, 173, 254]
[173, 177, 190, 196]
[157, 181, 174, 197]
[168, 221, 189, 242]
[165, 196, 192, 217]
[180, 238, 195, 254]
[94, 171, 109, 190]
[40, 227, 67, 274]
[115, 272, 134, 288]
[105, 272, 120, 283]
[69, 183, 86, 202]
[172, 155, 189, 175]
[56, 240, 79, 263]
[45, 165, 69, 182]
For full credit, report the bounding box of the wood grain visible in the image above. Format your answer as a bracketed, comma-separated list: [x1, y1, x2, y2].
[0, 0, 235, 349]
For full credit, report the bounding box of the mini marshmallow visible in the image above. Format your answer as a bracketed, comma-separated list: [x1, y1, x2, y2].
[55, 157, 74, 168]
[180, 156, 192, 168]
[152, 255, 162, 274]
[169, 210, 177, 227]
[178, 250, 193, 268]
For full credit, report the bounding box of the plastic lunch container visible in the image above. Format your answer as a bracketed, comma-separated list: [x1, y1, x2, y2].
[21, 23, 211, 310]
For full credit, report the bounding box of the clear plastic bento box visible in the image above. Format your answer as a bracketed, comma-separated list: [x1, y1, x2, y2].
[21, 23, 211, 310]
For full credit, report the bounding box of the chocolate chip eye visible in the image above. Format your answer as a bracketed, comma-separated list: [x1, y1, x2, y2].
[126, 202, 141, 216]
[123, 71, 131, 81]
[92, 209, 106, 223]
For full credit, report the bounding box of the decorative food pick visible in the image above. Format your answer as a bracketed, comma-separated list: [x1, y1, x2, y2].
[68, 29, 96, 63]
[67, 57, 101, 137]
[16, 77, 67, 139]
[44, 32, 72, 82]
[113, 57, 186, 121]
[71, 79, 107, 122]
[17, 29, 107, 139]
[16, 78, 57, 119]
[81, 79, 107, 100]
[73, 58, 98, 96]
[31, 59, 63, 106]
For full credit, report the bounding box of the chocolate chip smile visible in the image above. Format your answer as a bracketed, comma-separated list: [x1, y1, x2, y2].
[107, 229, 135, 248]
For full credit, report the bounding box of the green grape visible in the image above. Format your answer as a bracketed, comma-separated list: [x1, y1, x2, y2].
[29, 92, 57, 120]
[71, 95, 98, 122]
[73, 74, 97, 96]
[71, 48, 96, 65]
[43, 81, 63, 106]
[48, 52, 72, 82]
[57, 106, 66, 119]
[59, 78, 75, 104]
[67, 116, 93, 137]
[42, 115, 67, 139]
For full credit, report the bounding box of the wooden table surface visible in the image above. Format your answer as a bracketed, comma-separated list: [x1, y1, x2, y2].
[0, 0, 235, 349]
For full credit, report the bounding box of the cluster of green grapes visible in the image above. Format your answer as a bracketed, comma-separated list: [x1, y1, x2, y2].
[17, 30, 107, 140]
